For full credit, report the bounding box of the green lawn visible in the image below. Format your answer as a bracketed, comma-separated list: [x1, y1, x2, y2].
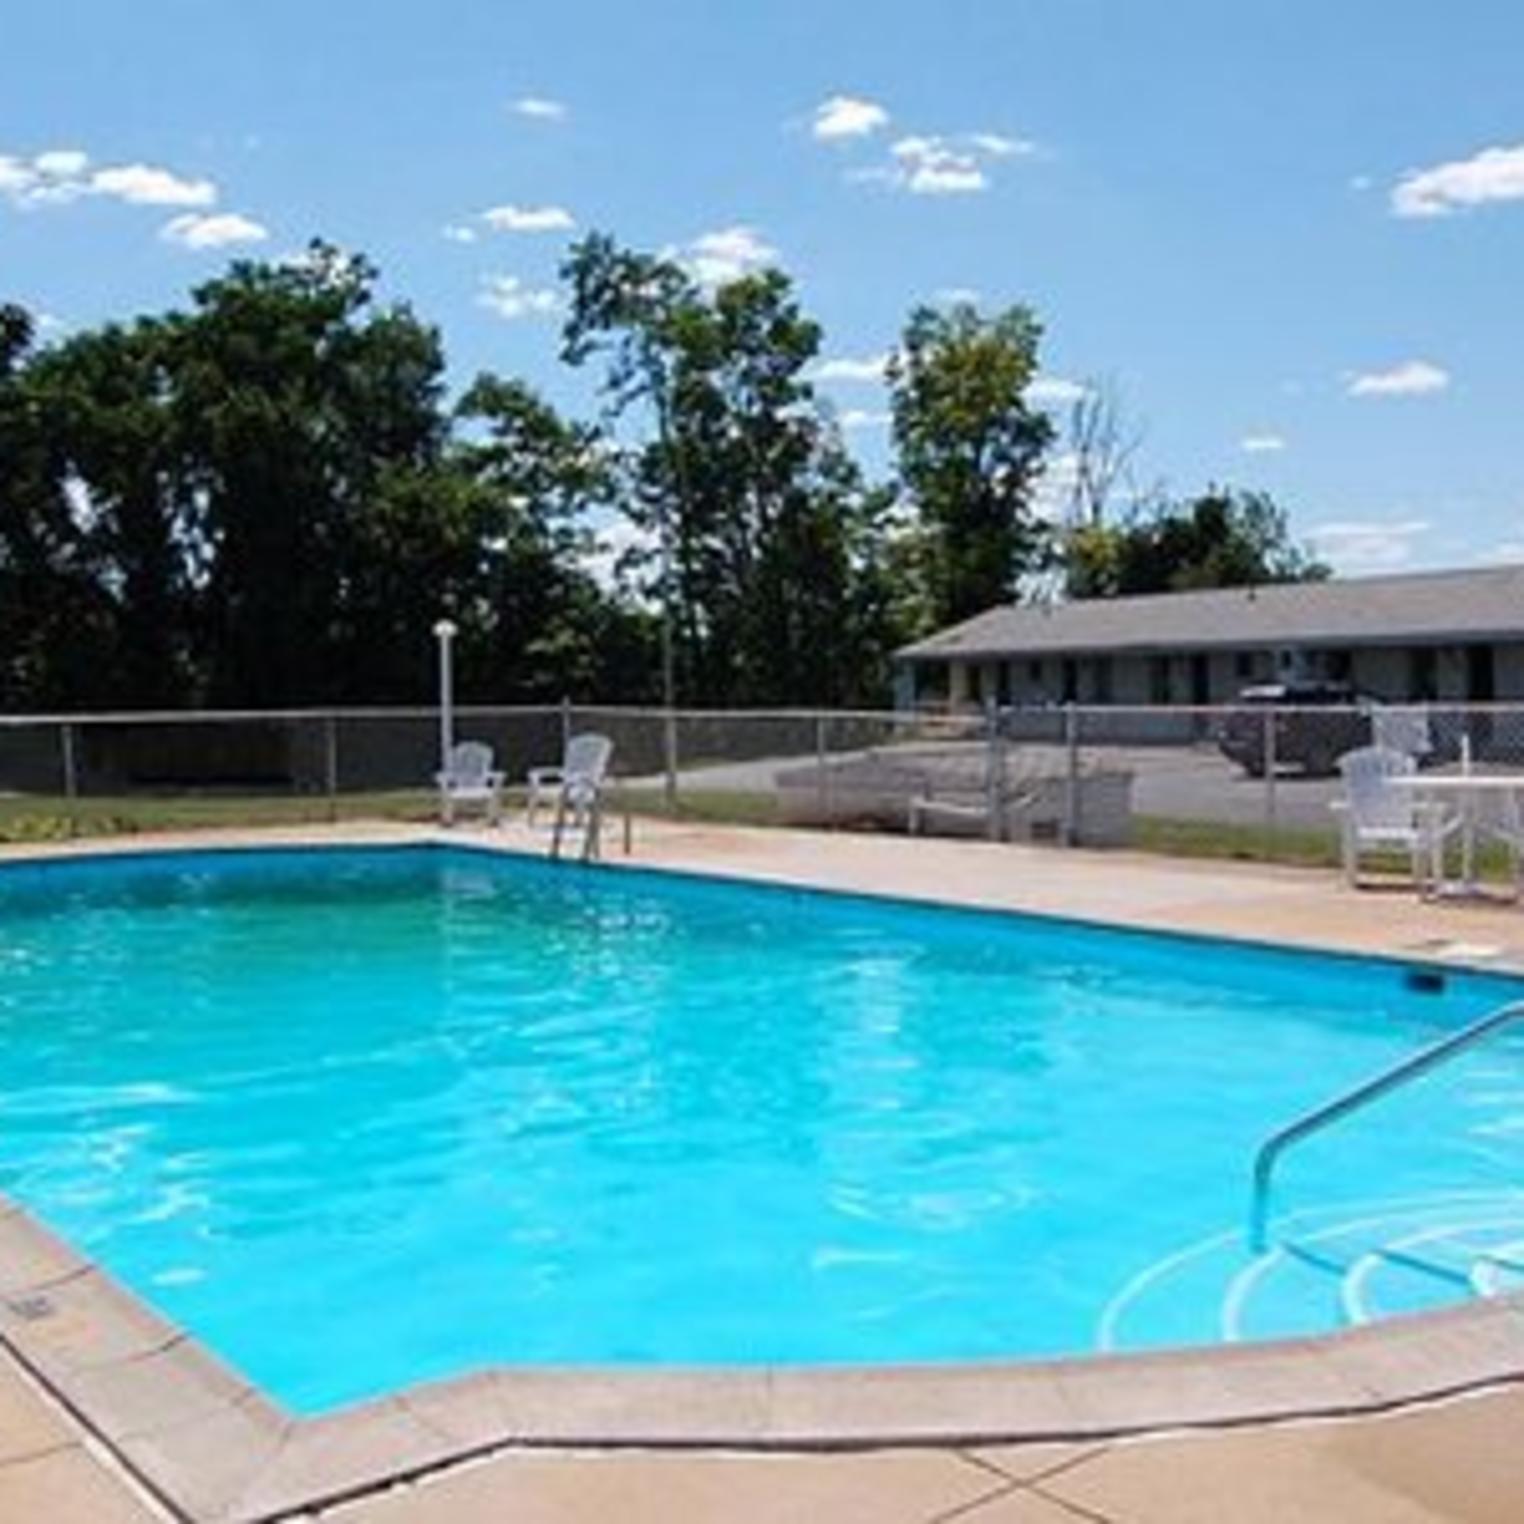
[3, 789, 1515, 886]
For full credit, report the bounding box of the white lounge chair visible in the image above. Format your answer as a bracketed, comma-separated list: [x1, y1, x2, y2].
[538, 733, 614, 861]
[1332, 745, 1455, 892]
[435, 740, 505, 827]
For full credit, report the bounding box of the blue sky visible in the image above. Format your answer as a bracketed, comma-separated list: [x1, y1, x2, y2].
[5, 0, 1522, 575]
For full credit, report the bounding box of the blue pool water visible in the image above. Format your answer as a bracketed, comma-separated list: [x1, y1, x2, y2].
[1, 845, 1523, 1414]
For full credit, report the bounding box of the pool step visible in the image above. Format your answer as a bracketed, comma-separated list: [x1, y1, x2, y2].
[1098, 1191, 1524, 1353]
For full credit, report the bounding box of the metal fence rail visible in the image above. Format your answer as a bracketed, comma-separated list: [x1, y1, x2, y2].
[5, 700, 1524, 874]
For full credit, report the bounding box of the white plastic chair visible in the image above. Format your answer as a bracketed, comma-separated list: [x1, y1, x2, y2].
[1332, 746, 1454, 892]
[1371, 705, 1432, 762]
[435, 740, 506, 827]
[540, 734, 614, 860]
[528, 733, 613, 828]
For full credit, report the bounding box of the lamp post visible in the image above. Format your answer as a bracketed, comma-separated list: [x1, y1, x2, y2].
[432, 619, 458, 774]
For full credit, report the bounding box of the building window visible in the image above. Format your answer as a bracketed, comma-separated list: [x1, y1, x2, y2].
[967, 663, 983, 705]
[1149, 656, 1171, 705]
[1234, 651, 1254, 680]
[1028, 659, 1043, 684]
[1092, 657, 1114, 705]
[1409, 647, 1438, 702]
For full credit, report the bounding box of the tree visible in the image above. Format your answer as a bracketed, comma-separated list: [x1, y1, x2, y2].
[886, 301, 1055, 627]
[170, 243, 452, 704]
[452, 373, 656, 701]
[1063, 375, 1147, 530]
[1064, 488, 1328, 599]
[24, 320, 194, 706]
[0, 306, 122, 708]
[562, 235, 899, 706]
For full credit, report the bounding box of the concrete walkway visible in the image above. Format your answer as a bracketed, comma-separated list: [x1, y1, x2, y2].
[4, 820, 1524, 1520]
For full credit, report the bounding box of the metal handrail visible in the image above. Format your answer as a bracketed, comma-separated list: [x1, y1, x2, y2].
[1250, 999, 1524, 1251]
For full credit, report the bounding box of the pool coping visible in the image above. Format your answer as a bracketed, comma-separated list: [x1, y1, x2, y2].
[3, 828, 1524, 1520]
[5, 1198, 1524, 1524]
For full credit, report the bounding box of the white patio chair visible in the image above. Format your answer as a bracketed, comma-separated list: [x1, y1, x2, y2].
[1371, 705, 1432, 762]
[435, 740, 506, 827]
[527, 734, 610, 828]
[544, 733, 615, 861]
[1493, 787, 1524, 901]
[1331, 746, 1455, 892]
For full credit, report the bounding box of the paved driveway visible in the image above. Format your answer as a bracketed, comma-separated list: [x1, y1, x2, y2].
[665, 741, 1343, 833]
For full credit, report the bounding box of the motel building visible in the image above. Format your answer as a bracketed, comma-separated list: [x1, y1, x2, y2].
[895, 563, 1524, 711]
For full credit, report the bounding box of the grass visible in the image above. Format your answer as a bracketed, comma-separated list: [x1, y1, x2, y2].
[3, 788, 1518, 886]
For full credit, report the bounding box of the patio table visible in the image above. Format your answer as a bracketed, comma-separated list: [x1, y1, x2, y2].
[1389, 773, 1524, 898]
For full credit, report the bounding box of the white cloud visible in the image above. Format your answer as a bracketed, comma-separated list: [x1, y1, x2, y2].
[1033, 450, 1082, 524]
[586, 515, 654, 592]
[481, 203, 575, 233]
[840, 408, 892, 430]
[967, 132, 1035, 158]
[1478, 539, 1524, 566]
[934, 286, 981, 306]
[33, 148, 89, 178]
[891, 136, 986, 195]
[1392, 142, 1524, 218]
[478, 274, 560, 320]
[814, 353, 891, 384]
[1240, 433, 1287, 453]
[1347, 360, 1450, 398]
[159, 212, 269, 250]
[91, 163, 217, 207]
[1307, 518, 1430, 573]
[1028, 376, 1089, 407]
[677, 225, 779, 286]
[812, 95, 890, 141]
[851, 132, 1029, 197]
[512, 96, 567, 121]
[441, 223, 478, 244]
[1, 149, 219, 213]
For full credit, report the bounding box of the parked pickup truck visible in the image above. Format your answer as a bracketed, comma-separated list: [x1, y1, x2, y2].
[1216, 681, 1377, 777]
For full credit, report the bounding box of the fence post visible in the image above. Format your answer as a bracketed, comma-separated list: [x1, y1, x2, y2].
[985, 699, 1004, 841]
[1063, 703, 1080, 847]
[815, 712, 829, 827]
[560, 694, 573, 754]
[324, 714, 339, 823]
[60, 722, 79, 837]
[663, 707, 678, 813]
[1262, 705, 1278, 856]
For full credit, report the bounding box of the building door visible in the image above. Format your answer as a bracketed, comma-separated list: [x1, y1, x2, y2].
[1466, 644, 1496, 702]
[1466, 645, 1496, 754]
[1190, 653, 1211, 706]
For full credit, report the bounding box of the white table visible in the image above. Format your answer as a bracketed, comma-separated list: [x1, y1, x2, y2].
[1390, 774, 1524, 898]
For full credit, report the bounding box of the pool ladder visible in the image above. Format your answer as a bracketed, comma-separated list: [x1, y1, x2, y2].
[1250, 998, 1524, 1252]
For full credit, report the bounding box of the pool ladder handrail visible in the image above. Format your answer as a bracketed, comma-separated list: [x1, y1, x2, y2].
[1250, 998, 1524, 1252]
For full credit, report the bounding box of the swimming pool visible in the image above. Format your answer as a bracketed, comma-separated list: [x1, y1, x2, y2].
[1, 844, 1521, 1415]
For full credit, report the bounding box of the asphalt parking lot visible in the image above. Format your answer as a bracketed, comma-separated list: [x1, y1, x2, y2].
[668, 740, 1344, 833]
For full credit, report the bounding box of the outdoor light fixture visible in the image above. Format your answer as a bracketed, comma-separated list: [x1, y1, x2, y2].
[433, 619, 459, 774]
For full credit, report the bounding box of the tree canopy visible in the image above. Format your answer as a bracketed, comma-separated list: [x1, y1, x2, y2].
[0, 238, 1327, 713]
[1065, 489, 1328, 600]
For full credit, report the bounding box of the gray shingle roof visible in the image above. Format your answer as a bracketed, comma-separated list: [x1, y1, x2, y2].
[897, 564, 1524, 661]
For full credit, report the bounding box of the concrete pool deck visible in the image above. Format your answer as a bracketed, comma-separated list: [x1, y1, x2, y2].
[2, 819, 1524, 1520]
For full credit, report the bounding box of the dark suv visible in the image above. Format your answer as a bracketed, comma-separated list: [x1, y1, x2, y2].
[1217, 681, 1375, 777]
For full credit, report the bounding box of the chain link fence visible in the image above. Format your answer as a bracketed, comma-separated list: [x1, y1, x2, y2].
[5, 701, 1524, 876]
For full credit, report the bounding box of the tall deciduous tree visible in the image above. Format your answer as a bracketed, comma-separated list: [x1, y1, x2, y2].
[887, 302, 1055, 627]
[562, 234, 900, 706]
[171, 243, 450, 705]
